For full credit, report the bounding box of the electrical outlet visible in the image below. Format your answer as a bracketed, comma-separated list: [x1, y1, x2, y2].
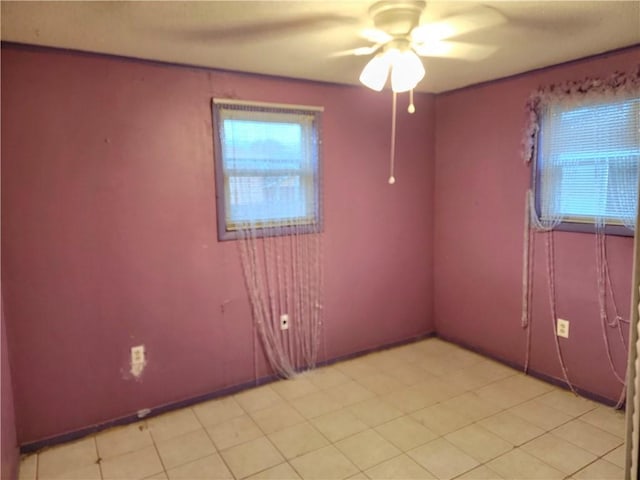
[131, 345, 145, 364]
[556, 319, 569, 338]
[280, 314, 289, 330]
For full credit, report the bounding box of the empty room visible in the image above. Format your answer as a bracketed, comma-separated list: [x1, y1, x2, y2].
[1, 1, 640, 479]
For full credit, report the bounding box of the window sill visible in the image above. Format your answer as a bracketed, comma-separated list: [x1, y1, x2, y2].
[218, 223, 322, 242]
[551, 221, 634, 237]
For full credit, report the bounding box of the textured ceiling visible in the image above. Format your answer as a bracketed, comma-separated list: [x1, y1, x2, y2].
[1, 1, 639, 93]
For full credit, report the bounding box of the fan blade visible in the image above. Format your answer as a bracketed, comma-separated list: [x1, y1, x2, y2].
[329, 45, 382, 58]
[411, 6, 506, 43]
[167, 13, 357, 43]
[360, 28, 392, 44]
[413, 41, 497, 61]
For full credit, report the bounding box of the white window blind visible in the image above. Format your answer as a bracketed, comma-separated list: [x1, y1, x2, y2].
[212, 100, 322, 238]
[537, 97, 640, 229]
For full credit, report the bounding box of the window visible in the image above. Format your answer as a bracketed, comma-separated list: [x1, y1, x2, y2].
[535, 96, 639, 233]
[212, 100, 322, 240]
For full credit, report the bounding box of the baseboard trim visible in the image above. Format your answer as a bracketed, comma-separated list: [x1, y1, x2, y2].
[24, 330, 616, 453]
[20, 330, 436, 453]
[436, 333, 623, 409]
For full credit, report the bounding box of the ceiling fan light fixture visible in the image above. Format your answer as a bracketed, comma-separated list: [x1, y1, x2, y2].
[359, 53, 391, 91]
[389, 49, 425, 92]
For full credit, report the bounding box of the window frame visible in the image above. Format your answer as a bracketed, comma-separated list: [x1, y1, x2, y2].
[532, 96, 639, 237]
[212, 98, 323, 241]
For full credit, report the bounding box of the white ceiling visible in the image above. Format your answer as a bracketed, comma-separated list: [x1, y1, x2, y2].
[1, 1, 639, 93]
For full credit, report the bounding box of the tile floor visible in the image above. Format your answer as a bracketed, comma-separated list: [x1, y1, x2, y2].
[18, 338, 627, 479]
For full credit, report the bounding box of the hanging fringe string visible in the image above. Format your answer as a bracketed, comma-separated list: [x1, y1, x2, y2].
[521, 190, 533, 373]
[595, 230, 627, 385]
[545, 231, 579, 395]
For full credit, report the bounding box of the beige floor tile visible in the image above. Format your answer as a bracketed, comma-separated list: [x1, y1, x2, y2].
[446, 367, 497, 391]
[374, 416, 438, 452]
[455, 465, 505, 479]
[96, 422, 153, 459]
[573, 459, 624, 479]
[365, 454, 436, 479]
[362, 350, 408, 370]
[355, 372, 406, 395]
[464, 359, 518, 383]
[155, 428, 216, 470]
[474, 381, 531, 409]
[101, 445, 164, 480]
[411, 378, 466, 404]
[415, 338, 460, 356]
[192, 396, 244, 428]
[305, 366, 351, 390]
[147, 409, 202, 442]
[478, 411, 545, 446]
[325, 380, 376, 407]
[335, 429, 401, 470]
[220, 437, 284, 479]
[385, 363, 434, 386]
[37, 436, 99, 479]
[444, 424, 513, 463]
[206, 414, 264, 450]
[476, 375, 549, 408]
[536, 390, 597, 417]
[486, 449, 565, 479]
[39, 463, 102, 480]
[498, 375, 554, 398]
[145, 472, 169, 480]
[411, 403, 475, 435]
[289, 445, 359, 480]
[521, 433, 597, 475]
[290, 390, 343, 419]
[348, 397, 403, 427]
[346, 473, 368, 480]
[440, 392, 502, 422]
[391, 344, 430, 364]
[268, 422, 329, 460]
[18, 454, 37, 480]
[166, 453, 233, 479]
[250, 403, 305, 434]
[334, 358, 379, 379]
[508, 399, 573, 431]
[602, 444, 625, 468]
[579, 406, 626, 438]
[234, 385, 284, 413]
[445, 348, 487, 368]
[270, 377, 319, 400]
[407, 438, 479, 480]
[310, 408, 369, 442]
[419, 356, 467, 377]
[246, 462, 301, 479]
[552, 419, 623, 456]
[380, 385, 440, 413]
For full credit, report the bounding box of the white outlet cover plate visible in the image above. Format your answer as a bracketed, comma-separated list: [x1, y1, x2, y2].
[131, 345, 145, 363]
[556, 319, 569, 338]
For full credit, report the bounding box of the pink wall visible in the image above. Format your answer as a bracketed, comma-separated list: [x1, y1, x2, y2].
[1, 296, 18, 480]
[0, 45, 435, 444]
[433, 47, 639, 402]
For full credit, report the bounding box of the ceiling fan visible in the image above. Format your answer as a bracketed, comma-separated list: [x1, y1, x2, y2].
[336, 0, 506, 93]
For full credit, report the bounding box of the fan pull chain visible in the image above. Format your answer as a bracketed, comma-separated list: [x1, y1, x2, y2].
[408, 88, 416, 114]
[388, 91, 397, 184]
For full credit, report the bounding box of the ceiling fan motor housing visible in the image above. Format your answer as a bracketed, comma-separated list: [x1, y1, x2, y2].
[369, 0, 426, 36]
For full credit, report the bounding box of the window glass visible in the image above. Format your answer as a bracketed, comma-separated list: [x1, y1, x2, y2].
[536, 97, 639, 230]
[212, 101, 322, 240]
